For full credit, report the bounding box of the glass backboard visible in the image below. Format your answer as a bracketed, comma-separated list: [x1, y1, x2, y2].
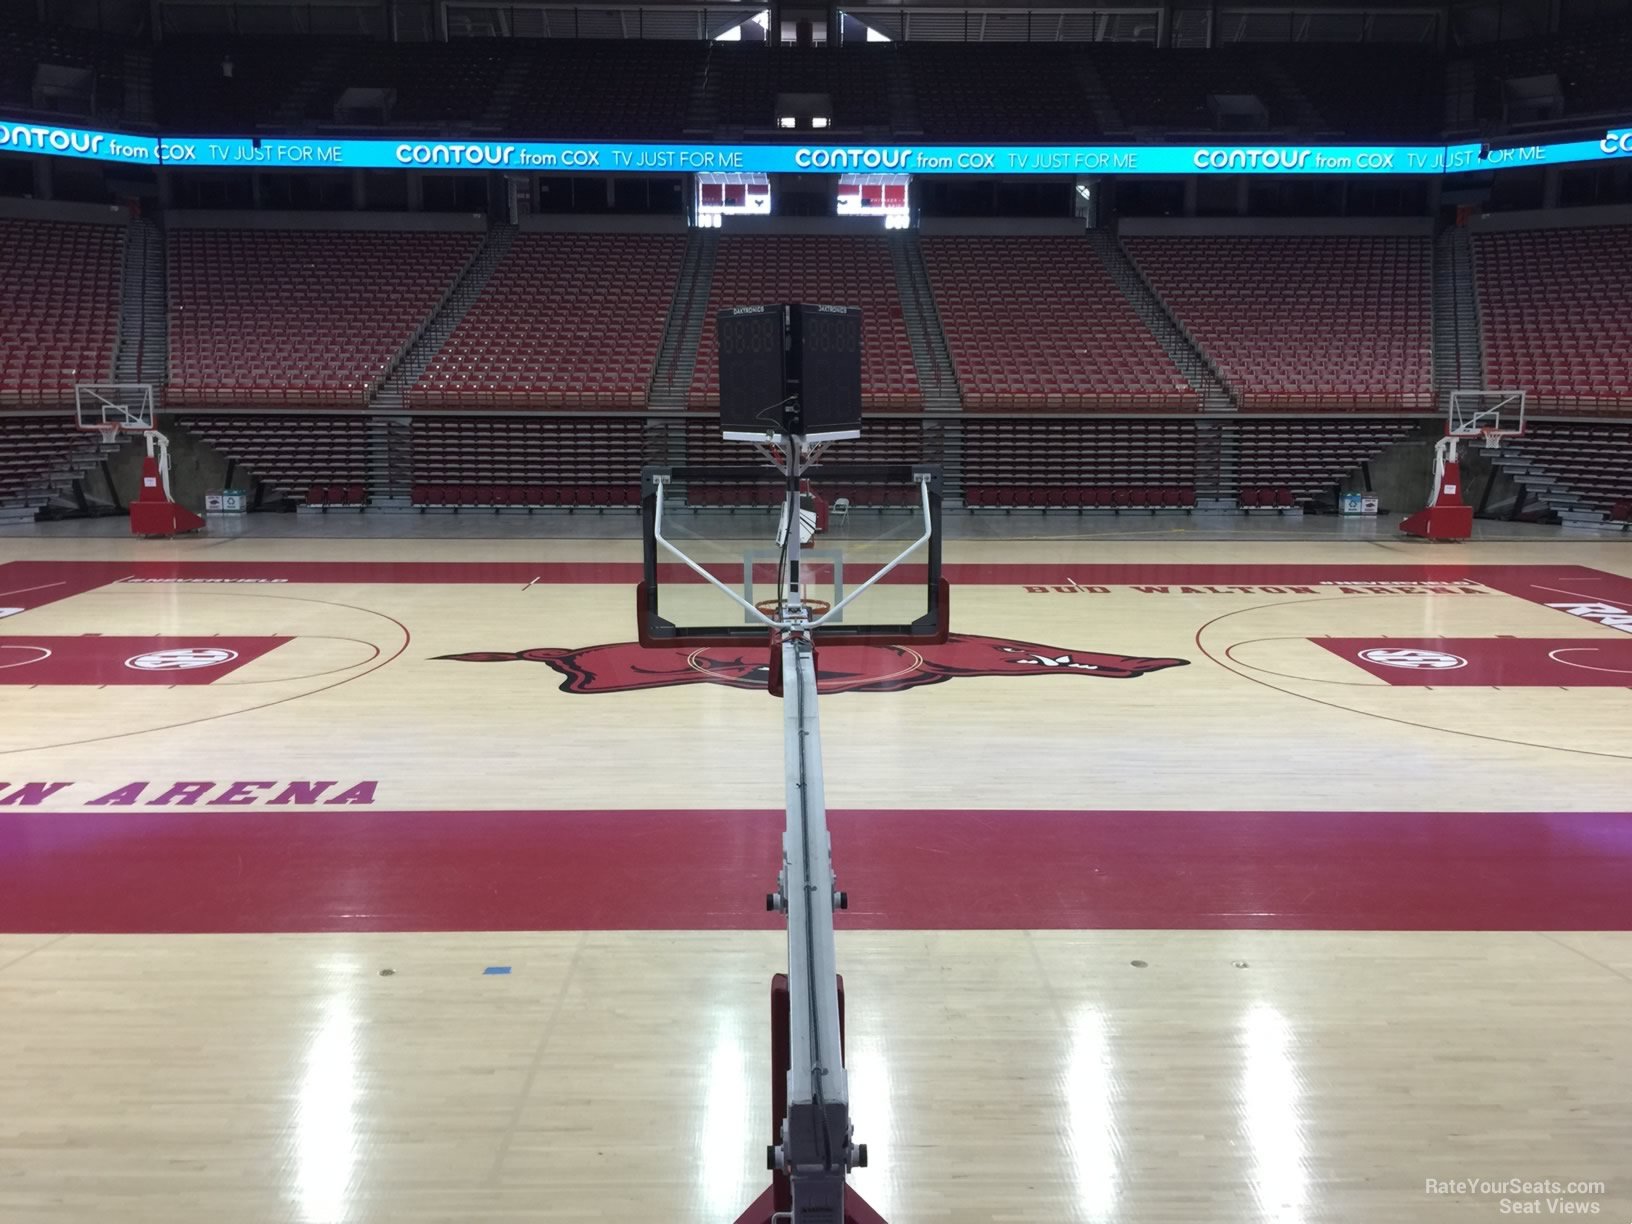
[639, 461, 946, 647]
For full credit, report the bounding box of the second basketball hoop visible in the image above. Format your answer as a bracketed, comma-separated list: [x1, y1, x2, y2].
[1400, 390, 1527, 542]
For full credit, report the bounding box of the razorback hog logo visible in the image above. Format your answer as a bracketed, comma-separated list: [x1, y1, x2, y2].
[436, 633, 1188, 695]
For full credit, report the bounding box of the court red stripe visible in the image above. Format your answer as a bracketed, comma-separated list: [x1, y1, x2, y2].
[2, 807, 1629, 933]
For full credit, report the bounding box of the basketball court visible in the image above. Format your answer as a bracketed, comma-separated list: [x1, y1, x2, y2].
[1, 511, 1628, 1223]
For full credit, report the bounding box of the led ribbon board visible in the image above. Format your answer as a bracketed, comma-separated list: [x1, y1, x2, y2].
[6, 118, 1632, 176]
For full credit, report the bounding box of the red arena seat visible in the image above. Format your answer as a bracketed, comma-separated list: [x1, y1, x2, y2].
[408, 417, 648, 512]
[920, 235, 1197, 413]
[1473, 226, 1632, 414]
[1123, 233, 1434, 412]
[0, 218, 122, 407]
[166, 227, 480, 408]
[411, 233, 685, 411]
[181, 415, 369, 506]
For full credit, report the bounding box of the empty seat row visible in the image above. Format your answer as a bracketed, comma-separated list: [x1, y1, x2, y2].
[410, 418, 649, 503]
[411, 483, 639, 509]
[182, 415, 370, 503]
[1228, 417, 1417, 502]
[0, 414, 111, 507]
[1503, 420, 1632, 514]
[1126, 234, 1434, 411]
[967, 485, 1197, 510]
[411, 234, 684, 410]
[1474, 226, 1632, 413]
[305, 482, 366, 508]
[0, 218, 122, 407]
[922, 236, 1197, 413]
[1462, 14, 1632, 127]
[177, 411, 1433, 515]
[168, 229, 480, 407]
[1240, 486, 1298, 510]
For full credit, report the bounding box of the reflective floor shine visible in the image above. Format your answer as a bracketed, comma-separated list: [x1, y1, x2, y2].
[5, 929, 1630, 1223]
[1, 520, 1630, 1224]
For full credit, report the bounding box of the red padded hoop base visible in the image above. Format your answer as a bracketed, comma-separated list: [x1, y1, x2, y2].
[731, 975, 891, 1224]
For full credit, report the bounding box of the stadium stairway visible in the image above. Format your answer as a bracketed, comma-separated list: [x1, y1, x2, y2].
[1255, 57, 1326, 131]
[684, 47, 721, 134]
[275, 45, 345, 127]
[1070, 54, 1126, 133]
[114, 216, 167, 391]
[119, 45, 155, 124]
[367, 415, 413, 507]
[649, 230, 718, 411]
[1486, 442, 1588, 524]
[482, 55, 531, 128]
[890, 233, 962, 411]
[885, 51, 922, 135]
[1444, 57, 1480, 131]
[1433, 225, 1484, 405]
[368, 223, 514, 414]
[1194, 418, 1241, 511]
[1089, 231, 1235, 411]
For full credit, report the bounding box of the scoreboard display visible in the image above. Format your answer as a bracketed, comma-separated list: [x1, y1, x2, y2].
[718, 306, 788, 434]
[717, 304, 863, 440]
[794, 305, 863, 437]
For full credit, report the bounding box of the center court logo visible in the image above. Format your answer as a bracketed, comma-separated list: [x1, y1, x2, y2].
[1356, 648, 1467, 671]
[124, 647, 240, 671]
[436, 633, 1189, 694]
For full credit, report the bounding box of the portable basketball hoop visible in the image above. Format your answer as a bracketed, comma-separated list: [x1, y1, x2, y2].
[1400, 390, 1526, 542]
[75, 383, 204, 539]
[637, 305, 945, 1224]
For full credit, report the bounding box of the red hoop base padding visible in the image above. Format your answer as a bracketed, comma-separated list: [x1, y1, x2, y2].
[732, 1185, 890, 1224]
[130, 500, 205, 538]
[732, 974, 891, 1224]
[1400, 458, 1473, 542]
[129, 456, 204, 538]
[1398, 502, 1473, 541]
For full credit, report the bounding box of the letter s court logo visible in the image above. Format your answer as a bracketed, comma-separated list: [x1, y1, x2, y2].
[1356, 648, 1468, 671]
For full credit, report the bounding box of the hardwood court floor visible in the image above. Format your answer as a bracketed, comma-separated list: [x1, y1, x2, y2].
[1, 519, 1630, 1223]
